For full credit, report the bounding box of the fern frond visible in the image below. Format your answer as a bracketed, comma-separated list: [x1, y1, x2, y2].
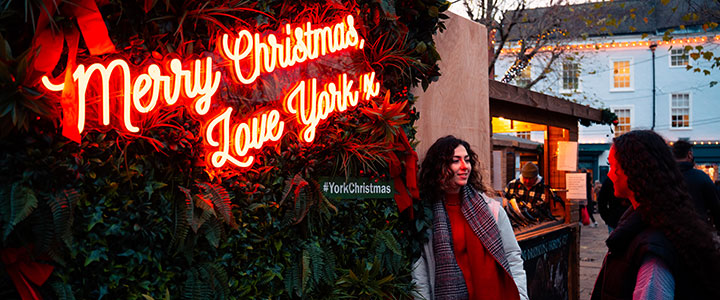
[178, 186, 195, 231]
[30, 205, 66, 265]
[306, 242, 325, 286]
[49, 189, 78, 247]
[192, 210, 213, 234]
[284, 260, 301, 297]
[197, 182, 236, 229]
[377, 230, 401, 255]
[49, 280, 76, 300]
[170, 193, 190, 253]
[200, 216, 223, 248]
[199, 262, 230, 298]
[3, 183, 39, 241]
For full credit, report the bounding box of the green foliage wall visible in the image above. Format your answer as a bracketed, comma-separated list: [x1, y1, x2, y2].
[0, 0, 449, 299]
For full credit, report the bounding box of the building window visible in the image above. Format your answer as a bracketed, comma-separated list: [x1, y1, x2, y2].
[516, 131, 531, 140]
[516, 65, 531, 87]
[670, 49, 688, 67]
[611, 59, 632, 90]
[613, 108, 631, 137]
[561, 62, 579, 92]
[671, 93, 691, 128]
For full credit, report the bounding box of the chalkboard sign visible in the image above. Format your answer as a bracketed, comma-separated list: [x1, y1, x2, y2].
[519, 225, 572, 300]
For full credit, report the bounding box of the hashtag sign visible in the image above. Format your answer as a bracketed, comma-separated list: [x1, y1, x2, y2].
[323, 182, 329, 193]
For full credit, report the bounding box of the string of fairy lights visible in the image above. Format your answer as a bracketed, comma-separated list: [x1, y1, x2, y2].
[497, 33, 719, 83]
[500, 28, 568, 83]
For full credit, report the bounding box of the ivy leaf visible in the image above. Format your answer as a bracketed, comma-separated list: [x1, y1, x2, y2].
[144, 181, 167, 200]
[84, 249, 107, 266]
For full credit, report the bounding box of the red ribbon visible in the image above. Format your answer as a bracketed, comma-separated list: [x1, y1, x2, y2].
[29, 0, 115, 142]
[0, 245, 54, 300]
[388, 130, 419, 219]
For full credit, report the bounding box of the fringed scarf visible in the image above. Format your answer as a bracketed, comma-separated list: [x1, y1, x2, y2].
[432, 185, 511, 299]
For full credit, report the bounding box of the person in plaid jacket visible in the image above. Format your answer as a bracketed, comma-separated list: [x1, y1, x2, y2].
[504, 163, 546, 207]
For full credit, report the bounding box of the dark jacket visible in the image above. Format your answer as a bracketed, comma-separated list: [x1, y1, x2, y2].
[596, 178, 630, 228]
[591, 208, 699, 300]
[677, 161, 720, 229]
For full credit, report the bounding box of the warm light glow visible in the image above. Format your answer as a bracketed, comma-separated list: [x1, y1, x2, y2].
[499, 35, 712, 54]
[204, 107, 284, 168]
[220, 15, 362, 85]
[39, 15, 382, 170]
[284, 72, 379, 143]
[41, 76, 65, 91]
[41, 57, 221, 133]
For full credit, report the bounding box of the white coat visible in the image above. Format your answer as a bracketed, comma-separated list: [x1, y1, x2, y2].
[411, 193, 529, 300]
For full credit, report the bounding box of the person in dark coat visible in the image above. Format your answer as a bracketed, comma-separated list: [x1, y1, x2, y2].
[591, 130, 720, 299]
[672, 140, 720, 230]
[596, 177, 630, 233]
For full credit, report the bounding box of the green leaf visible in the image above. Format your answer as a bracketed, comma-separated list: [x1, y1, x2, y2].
[144, 181, 167, 200]
[84, 249, 107, 266]
[2, 183, 38, 241]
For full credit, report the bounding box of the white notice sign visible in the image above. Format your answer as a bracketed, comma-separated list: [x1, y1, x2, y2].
[557, 141, 578, 171]
[566, 172, 587, 201]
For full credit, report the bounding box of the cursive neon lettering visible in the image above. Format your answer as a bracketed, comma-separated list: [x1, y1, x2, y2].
[40, 15, 381, 170]
[221, 15, 363, 84]
[284, 72, 378, 143]
[205, 108, 285, 168]
[42, 57, 221, 134]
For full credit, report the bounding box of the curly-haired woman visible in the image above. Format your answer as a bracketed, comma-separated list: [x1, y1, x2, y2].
[412, 136, 528, 300]
[592, 130, 720, 299]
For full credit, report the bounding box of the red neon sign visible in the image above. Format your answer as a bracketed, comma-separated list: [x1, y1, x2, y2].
[220, 15, 363, 85]
[41, 15, 379, 169]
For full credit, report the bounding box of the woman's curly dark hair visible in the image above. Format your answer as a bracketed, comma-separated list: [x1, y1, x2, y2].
[613, 130, 720, 296]
[419, 135, 484, 202]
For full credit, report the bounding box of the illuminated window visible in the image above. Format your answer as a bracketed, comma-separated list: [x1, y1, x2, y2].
[561, 62, 579, 92]
[670, 93, 691, 129]
[516, 131, 531, 140]
[516, 65, 531, 87]
[670, 49, 688, 67]
[611, 59, 632, 90]
[613, 108, 631, 137]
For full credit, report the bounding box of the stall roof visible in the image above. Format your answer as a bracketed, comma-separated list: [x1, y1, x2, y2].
[489, 80, 603, 139]
[492, 134, 542, 150]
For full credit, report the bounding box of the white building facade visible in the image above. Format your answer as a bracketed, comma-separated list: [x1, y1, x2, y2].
[495, 3, 720, 181]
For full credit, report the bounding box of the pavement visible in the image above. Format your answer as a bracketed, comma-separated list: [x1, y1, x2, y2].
[579, 212, 610, 300]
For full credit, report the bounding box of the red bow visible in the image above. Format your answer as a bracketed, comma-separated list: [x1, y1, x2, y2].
[29, 0, 115, 142]
[0, 245, 54, 300]
[387, 130, 419, 219]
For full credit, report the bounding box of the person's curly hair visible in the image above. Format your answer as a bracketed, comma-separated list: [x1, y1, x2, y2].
[613, 130, 720, 296]
[419, 136, 484, 202]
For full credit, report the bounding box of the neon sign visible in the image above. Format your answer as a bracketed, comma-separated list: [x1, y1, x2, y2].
[41, 15, 380, 169]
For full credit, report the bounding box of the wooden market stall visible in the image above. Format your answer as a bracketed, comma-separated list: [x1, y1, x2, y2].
[411, 11, 605, 300]
[490, 80, 604, 300]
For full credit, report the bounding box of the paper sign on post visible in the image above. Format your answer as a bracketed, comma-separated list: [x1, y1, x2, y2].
[557, 141, 578, 171]
[565, 172, 587, 204]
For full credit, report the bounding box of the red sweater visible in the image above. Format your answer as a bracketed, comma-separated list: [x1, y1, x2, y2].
[445, 192, 520, 300]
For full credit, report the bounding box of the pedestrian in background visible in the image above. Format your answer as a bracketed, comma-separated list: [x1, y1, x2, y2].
[592, 130, 720, 299]
[580, 169, 598, 227]
[413, 135, 528, 300]
[596, 177, 630, 233]
[672, 140, 720, 230]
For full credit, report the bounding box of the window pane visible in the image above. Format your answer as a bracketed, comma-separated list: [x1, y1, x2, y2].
[613, 60, 631, 89]
[670, 49, 688, 66]
[670, 93, 690, 128]
[562, 62, 579, 91]
[613, 108, 631, 136]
